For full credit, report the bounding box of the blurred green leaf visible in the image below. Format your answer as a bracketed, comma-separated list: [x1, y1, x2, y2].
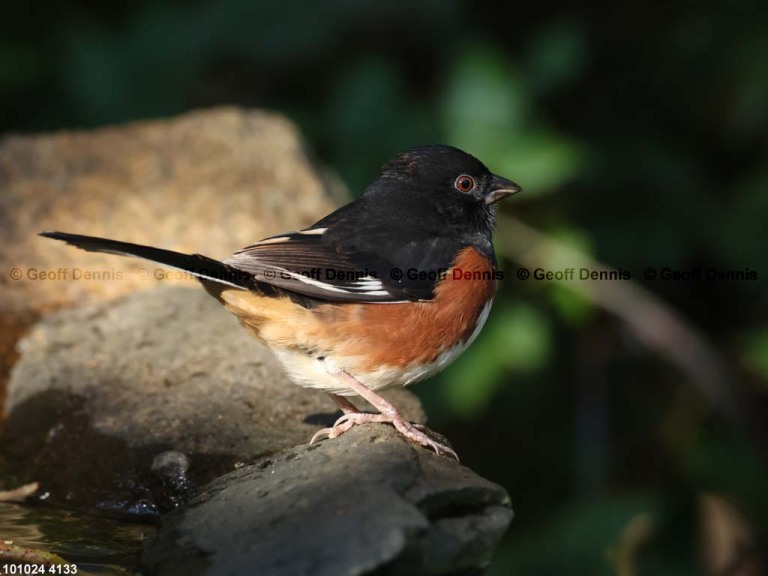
[491, 129, 586, 193]
[547, 284, 594, 326]
[489, 495, 659, 576]
[325, 56, 434, 193]
[441, 302, 551, 419]
[443, 46, 530, 139]
[740, 328, 768, 387]
[509, 224, 596, 325]
[442, 45, 584, 195]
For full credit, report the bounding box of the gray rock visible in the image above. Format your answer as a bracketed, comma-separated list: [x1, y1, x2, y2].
[3, 286, 423, 514]
[142, 425, 513, 576]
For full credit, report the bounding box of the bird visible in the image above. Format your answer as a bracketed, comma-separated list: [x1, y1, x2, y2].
[40, 145, 521, 460]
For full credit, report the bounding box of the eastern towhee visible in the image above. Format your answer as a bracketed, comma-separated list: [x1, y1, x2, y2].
[41, 145, 521, 459]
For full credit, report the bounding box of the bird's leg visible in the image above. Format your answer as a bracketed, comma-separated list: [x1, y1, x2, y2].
[309, 370, 458, 460]
[328, 393, 360, 415]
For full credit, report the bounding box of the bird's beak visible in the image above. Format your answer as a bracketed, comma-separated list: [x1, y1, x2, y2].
[484, 174, 522, 205]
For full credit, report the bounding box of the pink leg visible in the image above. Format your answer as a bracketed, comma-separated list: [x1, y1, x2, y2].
[328, 394, 360, 415]
[309, 371, 458, 460]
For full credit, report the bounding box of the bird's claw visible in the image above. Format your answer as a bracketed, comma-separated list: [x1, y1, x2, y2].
[309, 412, 458, 461]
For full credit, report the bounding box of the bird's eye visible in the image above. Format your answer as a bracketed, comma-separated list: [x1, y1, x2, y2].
[454, 175, 476, 193]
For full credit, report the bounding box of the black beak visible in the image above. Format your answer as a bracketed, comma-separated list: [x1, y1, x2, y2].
[484, 174, 522, 205]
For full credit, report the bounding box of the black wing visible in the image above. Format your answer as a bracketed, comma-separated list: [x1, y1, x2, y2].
[224, 226, 463, 303]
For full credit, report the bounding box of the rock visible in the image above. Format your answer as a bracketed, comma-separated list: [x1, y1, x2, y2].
[0, 107, 340, 410]
[142, 425, 512, 576]
[2, 286, 423, 514]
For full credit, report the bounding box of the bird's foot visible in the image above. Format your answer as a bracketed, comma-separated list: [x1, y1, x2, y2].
[309, 412, 388, 444]
[388, 414, 459, 460]
[310, 411, 458, 461]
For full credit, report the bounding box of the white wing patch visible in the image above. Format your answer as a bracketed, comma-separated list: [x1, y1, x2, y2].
[242, 236, 292, 248]
[274, 269, 394, 298]
[276, 269, 352, 294]
[239, 228, 325, 250]
[297, 227, 327, 235]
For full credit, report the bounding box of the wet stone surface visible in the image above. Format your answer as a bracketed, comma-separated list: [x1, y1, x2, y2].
[142, 425, 513, 576]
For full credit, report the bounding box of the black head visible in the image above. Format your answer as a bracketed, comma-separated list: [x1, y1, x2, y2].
[375, 145, 521, 209]
[313, 145, 521, 273]
[355, 145, 521, 251]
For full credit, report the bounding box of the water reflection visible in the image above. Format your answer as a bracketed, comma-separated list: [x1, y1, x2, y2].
[0, 503, 152, 574]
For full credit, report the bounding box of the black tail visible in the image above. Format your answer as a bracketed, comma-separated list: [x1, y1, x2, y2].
[40, 231, 252, 289]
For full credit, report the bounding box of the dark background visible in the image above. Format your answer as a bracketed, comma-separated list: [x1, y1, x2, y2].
[3, 1, 767, 573]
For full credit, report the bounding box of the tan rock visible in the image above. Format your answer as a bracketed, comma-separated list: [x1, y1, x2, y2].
[0, 107, 340, 409]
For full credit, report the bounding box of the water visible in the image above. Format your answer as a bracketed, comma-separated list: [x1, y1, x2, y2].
[0, 503, 153, 574]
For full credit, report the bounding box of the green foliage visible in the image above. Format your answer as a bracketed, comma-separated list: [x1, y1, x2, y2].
[442, 46, 584, 195]
[536, 226, 597, 325]
[441, 302, 552, 419]
[686, 427, 768, 524]
[489, 495, 661, 576]
[741, 329, 768, 387]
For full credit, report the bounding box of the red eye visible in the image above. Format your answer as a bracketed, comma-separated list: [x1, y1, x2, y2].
[454, 175, 475, 193]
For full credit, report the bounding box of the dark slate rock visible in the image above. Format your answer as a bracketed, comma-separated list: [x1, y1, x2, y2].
[143, 425, 513, 576]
